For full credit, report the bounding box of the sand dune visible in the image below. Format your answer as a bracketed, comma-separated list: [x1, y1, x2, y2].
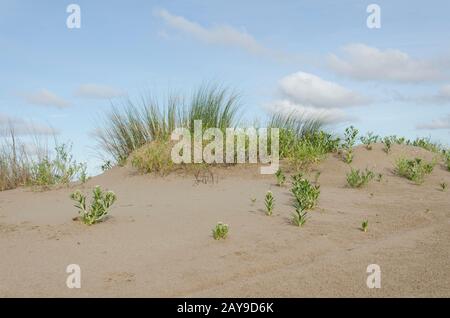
[1, 144, 449, 297]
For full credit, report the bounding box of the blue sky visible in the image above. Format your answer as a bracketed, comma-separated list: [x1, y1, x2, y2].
[1, 0, 450, 174]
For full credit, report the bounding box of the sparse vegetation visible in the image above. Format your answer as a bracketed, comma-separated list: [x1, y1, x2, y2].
[445, 153, 450, 171]
[395, 157, 435, 184]
[342, 126, 358, 163]
[212, 222, 229, 240]
[376, 173, 383, 182]
[70, 186, 117, 225]
[382, 137, 392, 154]
[360, 132, 379, 150]
[264, 191, 274, 216]
[440, 182, 448, 191]
[346, 168, 375, 188]
[290, 173, 319, 226]
[0, 130, 87, 191]
[275, 169, 286, 186]
[361, 220, 369, 232]
[131, 140, 175, 175]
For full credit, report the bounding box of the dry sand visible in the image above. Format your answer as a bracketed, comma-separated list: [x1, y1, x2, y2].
[0, 144, 449, 297]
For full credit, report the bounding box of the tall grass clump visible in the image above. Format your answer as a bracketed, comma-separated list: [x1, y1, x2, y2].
[269, 113, 339, 170]
[95, 85, 241, 166]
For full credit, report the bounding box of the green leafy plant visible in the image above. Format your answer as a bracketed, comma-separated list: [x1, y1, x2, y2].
[440, 182, 448, 191]
[70, 186, 117, 225]
[264, 191, 274, 216]
[346, 168, 375, 188]
[212, 222, 229, 240]
[445, 152, 450, 171]
[360, 132, 379, 150]
[382, 137, 392, 154]
[361, 220, 369, 232]
[275, 169, 286, 186]
[292, 208, 309, 227]
[342, 126, 359, 163]
[291, 173, 320, 211]
[395, 158, 435, 184]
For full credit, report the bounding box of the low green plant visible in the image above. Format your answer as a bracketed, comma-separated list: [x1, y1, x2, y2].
[275, 169, 286, 186]
[70, 186, 117, 225]
[342, 126, 359, 163]
[292, 208, 308, 227]
[346, 168, 375, 188]
[382, 137, 392, 154]
[291, 173, 320, 211]
[30, 143, 87, 188]
[361, 220, 369, 232]
[440, 182, 448, 191]
[360, 132, 379, 150]
[264, 191, 274, 216]
[410, 137, 442, 153]
[131, 140, 174, 175]
[212, 222, 229, 240]
[445, 153, 450, 171]
[395, 157, 435, 184]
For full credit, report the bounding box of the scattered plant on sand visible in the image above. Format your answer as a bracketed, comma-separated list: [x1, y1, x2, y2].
[264, 191, 274, 216]
[382, 137, 392, 154]
[395, 157, 435, 184]
[445, 152, 450, 171]
[376, 173, 383, 182]
[360, 132, 379, 150]
[346, 168, 375, 188]
[361, 220, 369, 232]
[290, 173, 319, 226]
[342, 126, 359, 164]
[440, 182, 448, 191]
[275, 169, 286, 186]
[212, 222, 229, 240]
[70, 186, 117, 225]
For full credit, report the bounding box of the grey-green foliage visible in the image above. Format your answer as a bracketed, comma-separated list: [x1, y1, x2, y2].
[71, 186, 117, 225]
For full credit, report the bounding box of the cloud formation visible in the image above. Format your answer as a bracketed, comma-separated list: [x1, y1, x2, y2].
[417, 114, 450, 130]
[328, 44, 443, 82]
[23, 89, 70, 108]
[154, 8, 291, 61]
[74, 84, 125, 99]
[279, 71, 370, 108]
[266, 71, 369, 124]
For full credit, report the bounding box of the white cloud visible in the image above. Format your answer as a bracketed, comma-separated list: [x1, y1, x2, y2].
[0, 113, 58, 136]
[279, 71, 370, 108]
[74, 84, 125, 99]
[23, 89, 70, 108]
[417, 114, 450, 130]
[328, 44, 443, 82]
[266, 71, 368, 124]
[266, 100, 350, 124]
[154, 8, 291, 61]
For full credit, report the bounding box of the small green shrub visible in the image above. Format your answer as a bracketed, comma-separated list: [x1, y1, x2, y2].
[395, 158, 435, 184]
[382, 137, 392, 154]
[360, 132, 379, 150]
[292, 208, 308, 227]
[346, 168, 375, 188]
[445, 153, 450, 171]
[361, 220, 369, 232]
[70, 186, 117, 225]
[342, 126, 359, 163]
[212, 222, 229, 240]
[30, 143, 87, 188]
[275, 169, 286, 186]
[410, 137, 442, 153]
[264, 191, 274, 216]
[291, 173, 320, 211]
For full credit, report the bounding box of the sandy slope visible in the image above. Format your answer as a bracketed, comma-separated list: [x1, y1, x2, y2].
[0, 143, 449, 297]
